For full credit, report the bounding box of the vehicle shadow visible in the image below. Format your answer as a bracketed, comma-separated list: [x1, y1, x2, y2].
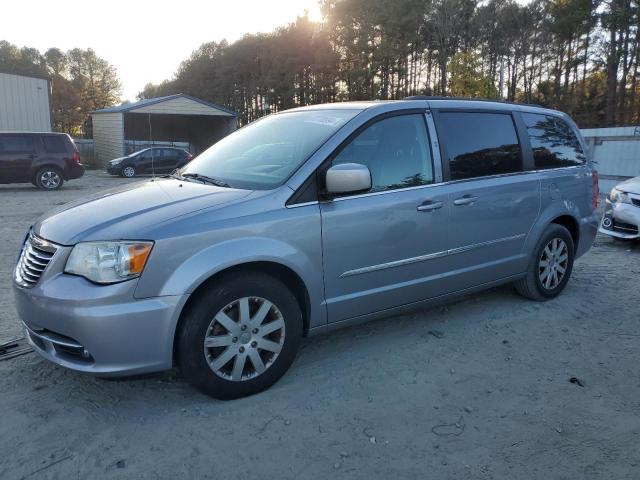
[0, 183, 86, 192]
[596, 234, 640, 251]
[10, 283, 519, 412]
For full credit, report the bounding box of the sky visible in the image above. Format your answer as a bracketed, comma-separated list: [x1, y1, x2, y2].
[1, 0, 323, 101]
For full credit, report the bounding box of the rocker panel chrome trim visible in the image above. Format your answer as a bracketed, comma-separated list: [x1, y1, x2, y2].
[340, 233, 526, 278]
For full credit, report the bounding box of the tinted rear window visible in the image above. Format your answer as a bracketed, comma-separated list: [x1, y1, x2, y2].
[163, 149, 178, 158]
[43, 136, 68, 154]
[522, 113, 585, 169]
[438, 112, 522, 180]
[0, 135, 35, 153]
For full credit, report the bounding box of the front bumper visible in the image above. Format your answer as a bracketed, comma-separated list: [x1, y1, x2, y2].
[598, 199, 640, 239]
[13, 269, 188, 376]
[106, 163, 123, 175]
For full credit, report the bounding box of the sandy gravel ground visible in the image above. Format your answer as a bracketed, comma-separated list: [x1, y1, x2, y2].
[1, 172, 639, 480]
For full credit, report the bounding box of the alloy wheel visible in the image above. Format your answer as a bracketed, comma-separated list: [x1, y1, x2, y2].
[538, 238, 568, 290]
[40, 170, 61, 189]
[203, 296, 285, 382]
[123, 166, 135, 177]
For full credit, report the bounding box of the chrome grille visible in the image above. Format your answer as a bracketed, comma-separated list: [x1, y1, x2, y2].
[14, 233, 58, 288]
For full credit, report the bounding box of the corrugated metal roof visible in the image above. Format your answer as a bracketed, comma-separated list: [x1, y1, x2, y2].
[93, 93, 238, 116]
[0, 71, 50, 81]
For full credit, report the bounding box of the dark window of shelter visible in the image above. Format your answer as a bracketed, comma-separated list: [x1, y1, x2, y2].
[522, 113, 585, 169]
[438, 112, 522, 180]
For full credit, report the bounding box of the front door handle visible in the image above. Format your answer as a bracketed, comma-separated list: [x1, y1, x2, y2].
[453, 195, 478, 206]
[417, 200, 443, 212]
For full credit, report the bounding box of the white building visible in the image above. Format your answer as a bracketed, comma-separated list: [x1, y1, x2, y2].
[581, 126, 640, 192]
[0, 72, 52, 132]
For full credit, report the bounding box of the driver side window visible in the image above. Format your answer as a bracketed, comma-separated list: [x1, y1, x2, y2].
[332, 114, 433, 193]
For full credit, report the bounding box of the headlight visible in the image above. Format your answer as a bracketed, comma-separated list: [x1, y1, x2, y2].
[609, 188, 631, 204]
[110, 159, 123, 165]
[65, 241, 153, 284]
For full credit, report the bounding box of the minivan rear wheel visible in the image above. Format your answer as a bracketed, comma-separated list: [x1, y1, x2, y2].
[514, 223, 575, 301]
[35, 167, 64, 190]
[177, 272, 302, 399]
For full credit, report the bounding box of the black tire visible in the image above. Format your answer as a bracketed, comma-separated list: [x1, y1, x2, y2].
[514, 223, 575, 301]
[121, 165, 136, 178]
[177, 271, 303, 399]
[35, 167, 64, 190]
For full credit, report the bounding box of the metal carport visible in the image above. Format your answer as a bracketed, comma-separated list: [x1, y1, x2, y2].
[92, 93, 238, 164]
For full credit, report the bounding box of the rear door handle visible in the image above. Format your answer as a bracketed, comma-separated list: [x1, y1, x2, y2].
[417, 200, 443, 212]
[453, 195, 478, 206]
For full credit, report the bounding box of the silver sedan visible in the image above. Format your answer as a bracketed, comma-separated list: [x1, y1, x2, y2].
[600, 176, 640, 240]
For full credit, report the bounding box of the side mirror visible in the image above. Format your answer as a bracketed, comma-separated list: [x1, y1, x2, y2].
[325, 163, 372, 195]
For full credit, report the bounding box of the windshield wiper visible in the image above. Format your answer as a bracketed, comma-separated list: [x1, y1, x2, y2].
[165, 169, 183, 180]
[182, 173, 232, 188]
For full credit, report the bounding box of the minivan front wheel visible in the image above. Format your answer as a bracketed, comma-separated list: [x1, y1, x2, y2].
[35, 167, 64, 190]
[514, 223, 575, 301]
[177, 272, 302, 399]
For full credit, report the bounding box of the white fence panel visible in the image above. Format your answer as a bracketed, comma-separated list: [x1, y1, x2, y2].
[581, 127, 640, 193]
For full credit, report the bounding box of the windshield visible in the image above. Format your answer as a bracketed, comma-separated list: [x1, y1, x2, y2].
[129, 149, 150, 157]
[181, 109, 359, 189]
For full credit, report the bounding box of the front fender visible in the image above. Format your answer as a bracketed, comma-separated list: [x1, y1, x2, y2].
[160, 237, 314, 296]
[136, 234, 327, 331]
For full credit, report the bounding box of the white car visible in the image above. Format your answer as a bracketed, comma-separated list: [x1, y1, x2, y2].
[600, 176, 640, 240]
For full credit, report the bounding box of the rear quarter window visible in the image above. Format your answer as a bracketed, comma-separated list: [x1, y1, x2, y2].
[437, 112, 522, 180]
[522, 113, 585, 169]
[42, 136, 68, 154]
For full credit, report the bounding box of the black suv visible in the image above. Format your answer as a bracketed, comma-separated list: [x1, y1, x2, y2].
[106, 147, 193, 177]
[0, 132, 85, 190]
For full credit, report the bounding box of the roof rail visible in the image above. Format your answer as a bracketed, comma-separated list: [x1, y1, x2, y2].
[403, 95, 544, 109]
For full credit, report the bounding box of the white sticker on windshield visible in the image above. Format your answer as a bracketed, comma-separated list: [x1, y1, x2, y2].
[305, 115, 347, 126]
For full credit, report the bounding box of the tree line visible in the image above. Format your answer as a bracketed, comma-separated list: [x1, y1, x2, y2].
[142, 0, 639, 128]
[1, 0, 639, 131]
[0, 41, 121, 135]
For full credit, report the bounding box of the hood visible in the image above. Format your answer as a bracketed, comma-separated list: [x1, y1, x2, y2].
[34, 178, 252, 245]
[617, 176, 640, 195]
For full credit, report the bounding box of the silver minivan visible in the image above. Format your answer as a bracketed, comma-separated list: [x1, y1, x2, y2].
[13, 98, 599, 399]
